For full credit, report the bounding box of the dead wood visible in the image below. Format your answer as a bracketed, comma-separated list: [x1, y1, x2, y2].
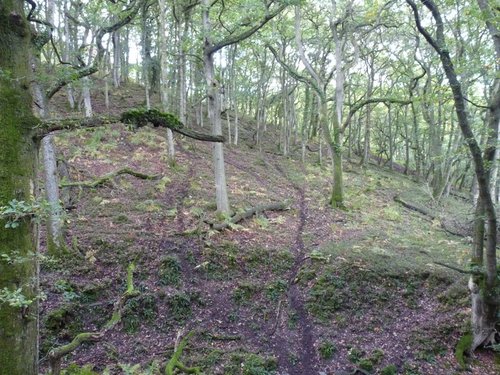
[60, 167, 160, 188]
[209, 202, 289, 231]
[48, 264, 139, 375]
[393, 195, 467, 238]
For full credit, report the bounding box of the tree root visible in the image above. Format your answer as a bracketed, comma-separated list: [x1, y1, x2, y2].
[60, 167, 160, 188]
[207, 202, 289, 231]
[48, 263, 138, 375]
[165, 332, 201, 375]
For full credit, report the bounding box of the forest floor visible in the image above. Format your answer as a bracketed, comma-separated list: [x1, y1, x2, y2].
[39, 84, 500, 375]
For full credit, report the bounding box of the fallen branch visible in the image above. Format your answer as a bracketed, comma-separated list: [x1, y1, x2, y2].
[209, 202, 289, 231]
[433, 261, 481, 275]
[60, 167, 160, 188]
[121, 109, 224, 142]
[48, 263, 138, 375]
[36, 109, 224, 143]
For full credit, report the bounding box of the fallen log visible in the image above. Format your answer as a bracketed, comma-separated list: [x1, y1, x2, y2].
[209, 202, 289, 231]
[393, 195, 436, 220]
[393, 195, 467, 238]
[60, 167, 160, 188]
[36, 109, 224, 143]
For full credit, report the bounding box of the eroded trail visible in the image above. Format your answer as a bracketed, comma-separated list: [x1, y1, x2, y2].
[271, 160, 316, 375]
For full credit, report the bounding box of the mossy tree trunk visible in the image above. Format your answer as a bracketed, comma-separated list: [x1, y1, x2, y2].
[407, 0, 499, 349]
[0, 1, 40, 373]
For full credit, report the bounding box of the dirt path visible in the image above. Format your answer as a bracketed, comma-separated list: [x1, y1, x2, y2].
[270, 160, 316, 375]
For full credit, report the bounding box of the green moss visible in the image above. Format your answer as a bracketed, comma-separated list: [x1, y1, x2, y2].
[199, 244, 239, 280]
[455, 333, 472, 368]
[159, 255, 181, 285]
[0, 7, 39, 371]
[121, 108, 183, 130]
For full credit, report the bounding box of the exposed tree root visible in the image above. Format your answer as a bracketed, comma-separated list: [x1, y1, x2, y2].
[208, 202, 289, 231]
[60, 167, 160, 188]
[48, 263, 138, 375]
[165, 331, 201, 375]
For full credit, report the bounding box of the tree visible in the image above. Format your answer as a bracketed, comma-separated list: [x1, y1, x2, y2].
[0, 1, 40, 373]
[407, 0, 498, 349]
[201, 0, 287, 212]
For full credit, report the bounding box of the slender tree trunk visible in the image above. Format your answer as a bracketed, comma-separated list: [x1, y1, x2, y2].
[63, 1, 76, 110]
[41, 136, 65, 255]
[112, 29, 121, 88]
[408, 0, 498, 349]
[203, 46, 230, 212]
[0, 2, 39, 372]
[158, 0, 175, 160]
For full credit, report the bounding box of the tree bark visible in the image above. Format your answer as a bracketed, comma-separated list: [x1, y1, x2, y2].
[41, 135, 66, 256]
[158, 0, 176, 160]
[0, 2, 39, 373]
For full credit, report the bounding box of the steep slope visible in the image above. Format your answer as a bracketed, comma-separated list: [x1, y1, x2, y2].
[39, 85, 498, 375]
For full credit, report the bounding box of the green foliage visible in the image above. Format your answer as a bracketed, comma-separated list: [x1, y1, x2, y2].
[370, 348, 385, 364]
[54, 279, 79, 302]
[167, 293, 193, 322]
[381, 364, 398, 375]
[0, 287, 33, 308]
[122, 295, 158, 333]
[62, 364, 98, 375]
[347, 347, 364, 363]
[226, 353, 278, 375]
[318, 340, 337, 360]
[232, 283, 260, 305]
[254, 215, 270, 229]
[358, 358, 374, 372]
[265, 279, 287, 301]
[0, 198, 50, 228]
[306, 272, 344, 321]
[159, 255, 182, 285]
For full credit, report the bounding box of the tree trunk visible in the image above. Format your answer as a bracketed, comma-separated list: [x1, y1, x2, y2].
[408, 0, 498, 349]
[158, 0, 175, 160]
[203, 46, 230, 212]
[202, 0, 230, 213]
[112, 29, 121, 88]
[41, 135, 66, 256]
[0, 2, 39, 373]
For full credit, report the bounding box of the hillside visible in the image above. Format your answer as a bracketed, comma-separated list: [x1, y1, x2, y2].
[39, 85, 498, 375]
